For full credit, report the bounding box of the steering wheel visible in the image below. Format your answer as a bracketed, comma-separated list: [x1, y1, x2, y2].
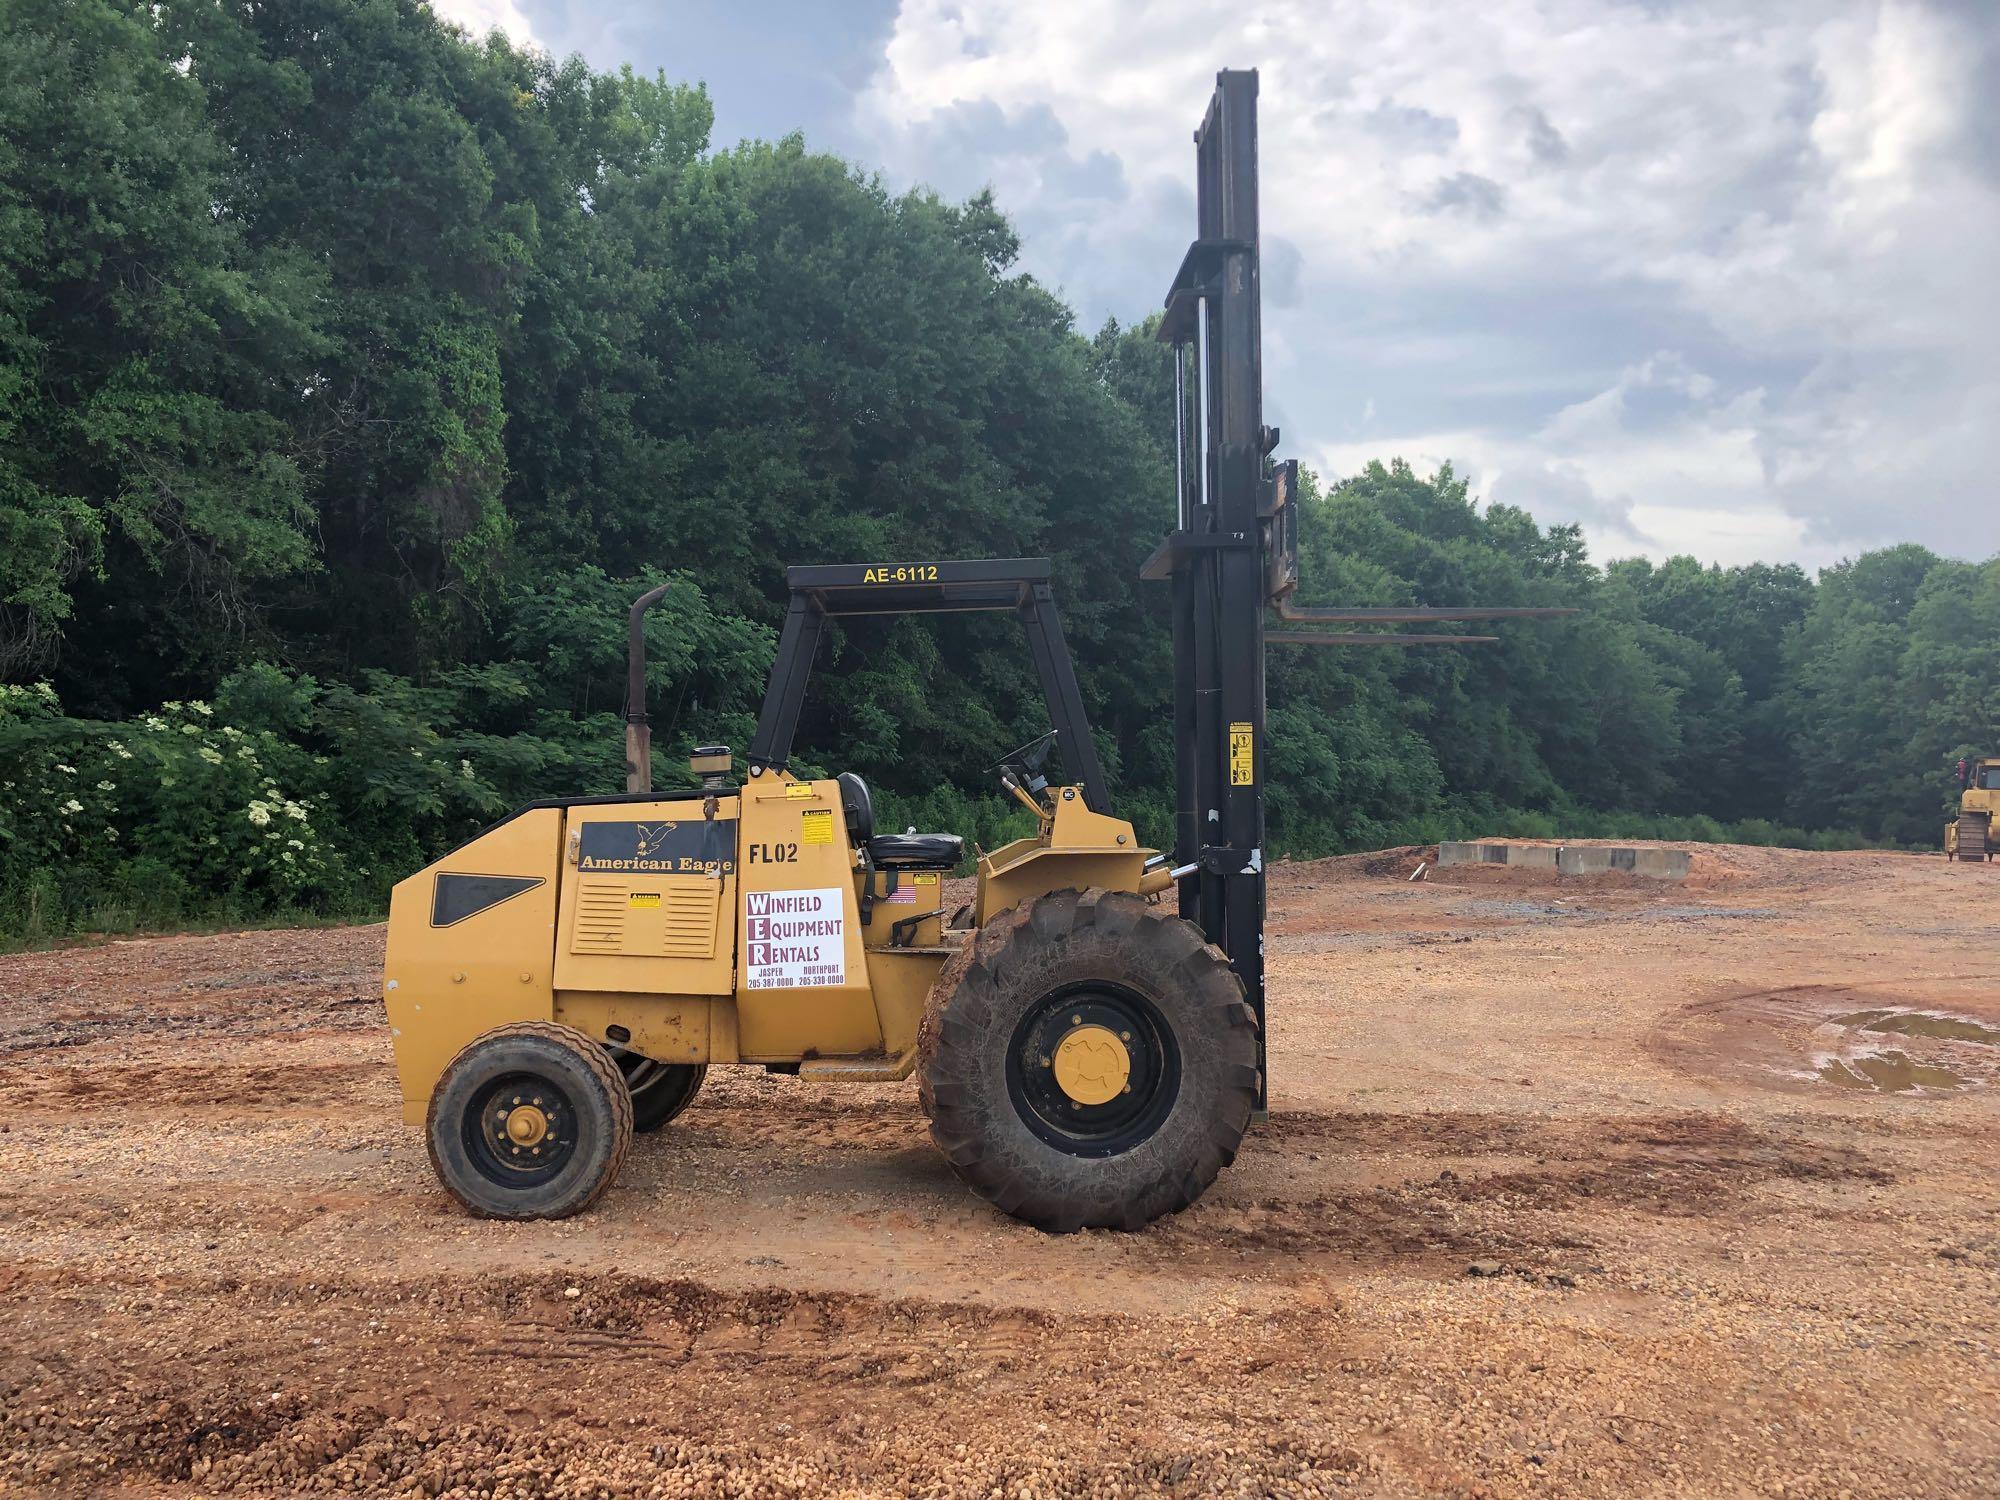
[988, 729, 1060, 799]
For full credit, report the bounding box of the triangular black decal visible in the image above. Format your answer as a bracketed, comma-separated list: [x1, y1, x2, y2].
[430, 872, 546, 928]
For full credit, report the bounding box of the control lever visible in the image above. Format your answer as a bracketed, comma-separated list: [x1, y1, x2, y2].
[999, 769, 1050, 821]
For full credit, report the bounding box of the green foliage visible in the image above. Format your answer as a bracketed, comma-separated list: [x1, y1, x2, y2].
[0, 681, 345, 940]
[0, 0, 326, 682]
[0, 1, 1981, 944]
[1784, 550, 2000, 844]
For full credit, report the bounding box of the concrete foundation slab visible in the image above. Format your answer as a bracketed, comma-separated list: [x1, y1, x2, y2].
[1556, 846, 1690, 879]
[1435, 842, 1691, 880]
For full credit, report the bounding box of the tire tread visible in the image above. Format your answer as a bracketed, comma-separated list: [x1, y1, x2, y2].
[425, 1020, 632, 1219]
[917, 888, 1258, 1233]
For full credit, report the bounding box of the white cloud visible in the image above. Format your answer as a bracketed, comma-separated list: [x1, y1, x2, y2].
[855, 0, 2000, 570]
[428, 0, 542, 52]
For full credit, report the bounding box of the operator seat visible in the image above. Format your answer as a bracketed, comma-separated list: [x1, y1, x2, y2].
[837, 772, 875, 842]
[868, 832, 965, 868]
[837, 772, 964, 870]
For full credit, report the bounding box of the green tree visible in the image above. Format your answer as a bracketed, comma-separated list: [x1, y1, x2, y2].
[0, 0, 326, 690]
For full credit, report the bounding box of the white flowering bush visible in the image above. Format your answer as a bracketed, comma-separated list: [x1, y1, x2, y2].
[0, 684, 342, 937]
[0, 665, 540, 942]
[0, 642, 740, 944]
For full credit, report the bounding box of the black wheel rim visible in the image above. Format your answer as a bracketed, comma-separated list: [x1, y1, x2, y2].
[462, 1071, 580, 1188]
[1007, 983, 1181, 1158]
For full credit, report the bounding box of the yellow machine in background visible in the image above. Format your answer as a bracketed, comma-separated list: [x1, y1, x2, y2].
[384, 560, 1256, 1231]
[1945, 758, 2000, 861]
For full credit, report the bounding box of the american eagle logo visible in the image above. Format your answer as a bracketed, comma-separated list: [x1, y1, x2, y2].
[634, 823, 678, 858]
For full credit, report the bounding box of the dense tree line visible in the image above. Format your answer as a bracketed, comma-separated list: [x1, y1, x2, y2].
[1, 0, 1994, 938]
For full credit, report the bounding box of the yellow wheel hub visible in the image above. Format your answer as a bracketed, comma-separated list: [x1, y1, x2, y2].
[503, 1104, 549, 1147]
[1052, 1024, 1131, 1106]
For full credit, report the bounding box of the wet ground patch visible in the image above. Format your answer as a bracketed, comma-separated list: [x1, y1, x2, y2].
[1651, 986, 2000, 1097]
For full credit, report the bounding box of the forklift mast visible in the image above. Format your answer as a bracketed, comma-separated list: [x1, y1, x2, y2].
[1141, 69, 1280, 1108]
[1143, 72, 1574, 1110]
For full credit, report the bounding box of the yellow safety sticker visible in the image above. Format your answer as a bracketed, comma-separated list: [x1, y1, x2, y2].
[800, 808, 834, 845]
[913, 872, 939, 886]
[785, 783, 814, 799]
[1229, 721, 1254, 786]
[628, 892, 661, 908]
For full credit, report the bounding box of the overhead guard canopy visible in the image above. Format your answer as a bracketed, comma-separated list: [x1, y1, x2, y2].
[745, 558, 1112, 816]
[782, 558, 1051, 615]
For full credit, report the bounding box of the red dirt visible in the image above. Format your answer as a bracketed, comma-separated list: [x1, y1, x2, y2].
[3, 842, 1997, 1497]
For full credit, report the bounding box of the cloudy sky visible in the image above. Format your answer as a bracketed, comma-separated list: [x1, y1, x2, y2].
[435, 0, 1998, 571]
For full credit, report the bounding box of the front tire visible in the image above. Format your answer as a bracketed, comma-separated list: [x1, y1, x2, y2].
[426, 1021, 632, 1220]
[918, 888, 1259, 1232]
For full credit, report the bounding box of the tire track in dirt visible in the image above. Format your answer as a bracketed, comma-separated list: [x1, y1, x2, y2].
[4, 1056, 387, 1111]
[0, 1263, 1375, 1496]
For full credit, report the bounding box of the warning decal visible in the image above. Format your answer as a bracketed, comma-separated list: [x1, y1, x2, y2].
[744, 887, 847, 990]
[799, 808, 834, 845]
[1228, 721, 1255, 786]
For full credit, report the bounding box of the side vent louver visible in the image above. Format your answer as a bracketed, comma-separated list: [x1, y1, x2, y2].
[569, 879, 721, 958]
[571, 883, 630, 953]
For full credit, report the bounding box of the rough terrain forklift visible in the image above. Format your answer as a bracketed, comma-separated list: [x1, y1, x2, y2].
[382, 70, 1566, 1230]
[1946, 758, 2000, 861]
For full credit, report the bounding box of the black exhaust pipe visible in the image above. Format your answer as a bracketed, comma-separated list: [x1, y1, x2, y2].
[624, 582, 673, 793]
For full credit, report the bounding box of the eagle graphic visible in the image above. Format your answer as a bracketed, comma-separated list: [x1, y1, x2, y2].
[633, 822, 678, 858]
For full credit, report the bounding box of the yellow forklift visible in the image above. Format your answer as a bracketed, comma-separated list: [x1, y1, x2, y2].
[386, 560, 1255, 1232]
[382, 70, 1568, 1230]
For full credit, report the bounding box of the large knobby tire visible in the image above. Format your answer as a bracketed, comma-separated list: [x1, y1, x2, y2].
[918, 888, 1259, 1232]
[426, 1021, 632, 1220]
[609, 1049, 707, 1132]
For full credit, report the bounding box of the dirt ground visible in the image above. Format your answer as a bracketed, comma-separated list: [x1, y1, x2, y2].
[2, 842, 1997, 1498]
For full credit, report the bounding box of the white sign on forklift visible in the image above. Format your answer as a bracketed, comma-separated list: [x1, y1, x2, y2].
[743, 887, 847, 988]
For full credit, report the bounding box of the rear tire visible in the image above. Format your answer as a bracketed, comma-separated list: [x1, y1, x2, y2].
[918, 888, 1259, 1232]
[426, 1021, 632, 1220]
